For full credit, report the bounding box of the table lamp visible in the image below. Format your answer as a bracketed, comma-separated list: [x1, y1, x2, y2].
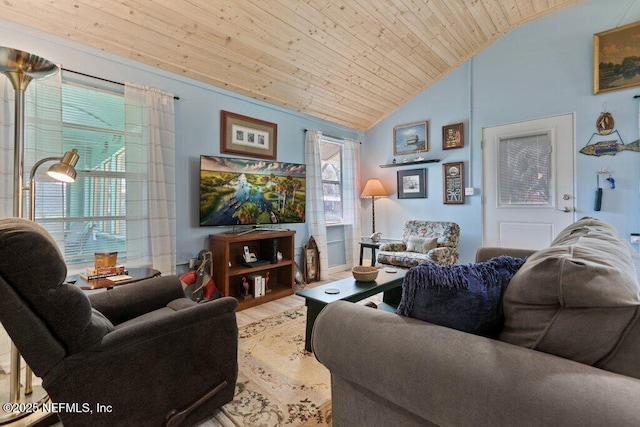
[360, 178, 388, 236]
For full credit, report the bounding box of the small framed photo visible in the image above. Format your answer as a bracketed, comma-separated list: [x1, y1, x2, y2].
[397, 168, 427, 199]
[221, 110, 277, 160]
[393, 121, 428, 156]
[443, 162, 464, 204]
[442, 123, 464, 150]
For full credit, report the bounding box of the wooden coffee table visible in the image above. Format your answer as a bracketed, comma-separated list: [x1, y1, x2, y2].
[296, 268, 407, 351]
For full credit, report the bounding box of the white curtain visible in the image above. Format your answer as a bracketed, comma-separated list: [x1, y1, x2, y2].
[124, 83, 176, 275]
[305, 130, 329, 279]
[342, 138, 361, 268]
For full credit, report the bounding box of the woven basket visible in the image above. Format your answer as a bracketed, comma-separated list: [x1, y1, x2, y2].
[352, 266, 379, 282]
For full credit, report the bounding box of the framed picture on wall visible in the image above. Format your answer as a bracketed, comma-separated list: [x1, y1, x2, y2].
[443, 162, 465, 204]
[397, 168, 426, 199]
[221, 110, 277, 160]
[393, 121, 428, 156]
[442, 122, 464, 150]
[594, 21, 640, 94]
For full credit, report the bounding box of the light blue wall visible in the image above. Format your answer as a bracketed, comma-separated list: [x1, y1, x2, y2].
[364, 0, 640, 264]
[0, 18, 363, 267]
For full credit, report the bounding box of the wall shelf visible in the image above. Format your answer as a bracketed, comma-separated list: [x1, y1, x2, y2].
[379, 159, 440, 168]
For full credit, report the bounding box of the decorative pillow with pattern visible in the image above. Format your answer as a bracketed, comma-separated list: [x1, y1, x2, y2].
[406, 236, 437, 254]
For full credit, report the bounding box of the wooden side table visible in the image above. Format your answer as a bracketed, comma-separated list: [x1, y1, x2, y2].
[68, 267, 161, 290]
[359, 239, 382, 266]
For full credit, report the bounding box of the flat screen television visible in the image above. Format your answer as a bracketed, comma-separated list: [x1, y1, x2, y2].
[200, 155, 306, 226]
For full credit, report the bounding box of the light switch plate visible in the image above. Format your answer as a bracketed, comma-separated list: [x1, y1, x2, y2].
[464, 187, 475, 196]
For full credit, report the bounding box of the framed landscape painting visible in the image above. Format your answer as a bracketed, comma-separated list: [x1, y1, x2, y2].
[594, 21, 640, 94]
[393, 121, 428, 156]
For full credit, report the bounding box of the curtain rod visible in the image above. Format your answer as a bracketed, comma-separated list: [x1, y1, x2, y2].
[304, 128, 361, 143]
[61, 68, 180, 100]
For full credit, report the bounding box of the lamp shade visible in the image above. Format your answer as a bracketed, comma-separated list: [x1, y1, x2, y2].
[46, 149, 79, 183]
[361, 178, 388, 198]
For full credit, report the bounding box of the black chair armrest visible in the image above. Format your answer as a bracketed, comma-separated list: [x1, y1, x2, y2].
[88, 275, 187, 324]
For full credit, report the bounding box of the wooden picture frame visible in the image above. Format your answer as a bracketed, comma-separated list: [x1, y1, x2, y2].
[221, 110, 277, 160]
[393, 120, 428, 156]
[442, 122, 464, 150]
[594, 21, 640, 94]
[443, 162, 465, 204]
[303, 236, 320, 283]
[397, 168, 427, 199]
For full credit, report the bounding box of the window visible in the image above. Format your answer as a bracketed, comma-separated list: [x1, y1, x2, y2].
[34, 83, 127, 268]
[498, 133, 551, 206]
[320, 139, 343, 223]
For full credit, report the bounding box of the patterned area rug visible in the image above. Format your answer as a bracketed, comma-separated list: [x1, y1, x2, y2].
[199, 306, 332, 426]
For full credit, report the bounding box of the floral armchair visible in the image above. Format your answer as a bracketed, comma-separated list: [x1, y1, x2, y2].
[376, 220, 460, 268]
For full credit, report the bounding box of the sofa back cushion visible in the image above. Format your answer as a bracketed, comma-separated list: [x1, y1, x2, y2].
[500, 217, 640, 377]
[0, 218, 114, 355]
[401, 220, 459, 249]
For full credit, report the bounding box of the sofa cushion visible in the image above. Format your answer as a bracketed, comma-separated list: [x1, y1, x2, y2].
[406, 236, 437, 254]
[500, 218, 640, 371]
[396, 256, 525, 337]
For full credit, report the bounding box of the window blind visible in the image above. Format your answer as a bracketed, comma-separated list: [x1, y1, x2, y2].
[31, 82, 127, 269]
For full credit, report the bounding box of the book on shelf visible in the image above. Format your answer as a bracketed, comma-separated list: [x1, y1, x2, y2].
[247, 273, 264, 297]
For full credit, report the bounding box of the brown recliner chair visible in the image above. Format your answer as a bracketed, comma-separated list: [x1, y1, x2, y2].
[0, 218, 238, 426]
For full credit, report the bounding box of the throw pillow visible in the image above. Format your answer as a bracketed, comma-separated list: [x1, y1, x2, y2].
[396, 256, 525, 337]
[406, 236, 437, 254]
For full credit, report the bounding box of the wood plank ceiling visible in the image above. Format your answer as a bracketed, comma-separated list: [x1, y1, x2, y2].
[0, 0, 579, 131]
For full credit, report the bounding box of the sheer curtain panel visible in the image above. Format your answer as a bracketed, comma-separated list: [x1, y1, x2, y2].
[124, 83, 176, 275]
[305, 130, 329, 279]
[342, 138, 362, 268]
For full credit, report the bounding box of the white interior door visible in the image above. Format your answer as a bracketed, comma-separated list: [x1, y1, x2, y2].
[482, 113, 575, 249]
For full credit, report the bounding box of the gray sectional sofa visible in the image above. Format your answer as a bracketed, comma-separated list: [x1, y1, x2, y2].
[313, 218, 640, 426]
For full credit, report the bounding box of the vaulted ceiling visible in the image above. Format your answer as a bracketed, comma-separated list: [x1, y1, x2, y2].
[1, 1, 579, 131]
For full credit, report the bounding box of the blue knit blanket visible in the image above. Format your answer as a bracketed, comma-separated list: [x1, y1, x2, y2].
[396, 256, 525, 337]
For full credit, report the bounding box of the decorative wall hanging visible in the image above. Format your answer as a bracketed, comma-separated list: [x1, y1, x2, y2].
[594, 21, 640, 94]
[443, 162, 465, 204]
[220, 110, 277, 160]
[397, 168, 427, 199]
[393, 120, 428, 156]
[581, 110, 640, 156]
[596, 112, 615, 135]
[442, 122, 464, 150]
[303, 236, 320, 283]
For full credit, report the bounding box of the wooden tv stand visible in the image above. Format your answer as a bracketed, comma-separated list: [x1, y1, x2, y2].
[209, 229, 295, 311]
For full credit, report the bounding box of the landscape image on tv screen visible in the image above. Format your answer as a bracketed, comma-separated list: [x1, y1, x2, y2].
[200, 155, 306, 226]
